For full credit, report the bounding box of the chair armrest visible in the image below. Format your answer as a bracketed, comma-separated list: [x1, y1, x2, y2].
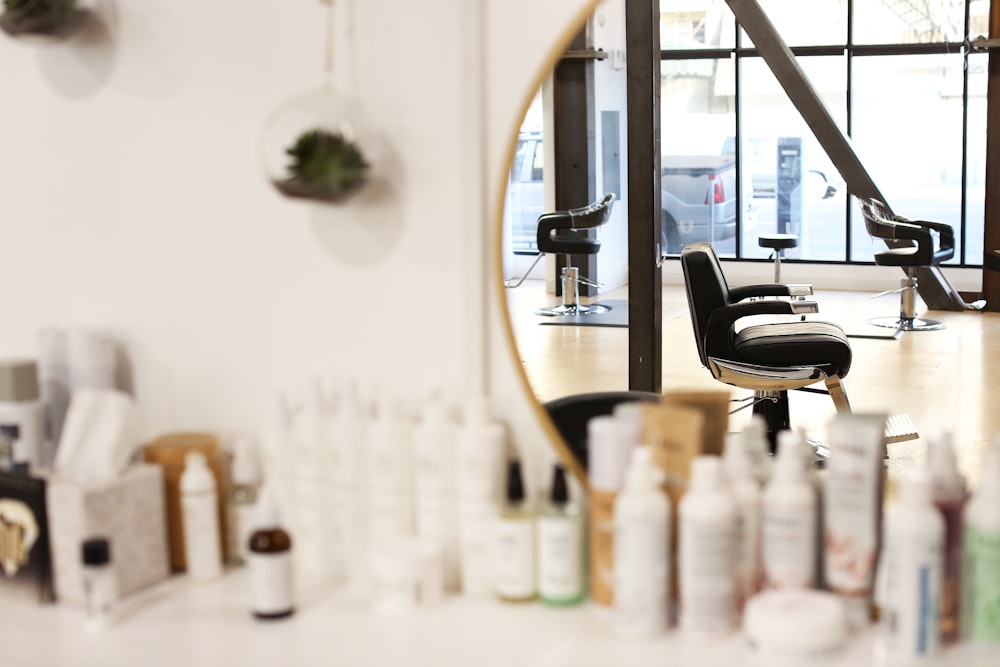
[728, 283, 814, 302]
[707, 299, 818, 332]
[906, 218, 955, 251]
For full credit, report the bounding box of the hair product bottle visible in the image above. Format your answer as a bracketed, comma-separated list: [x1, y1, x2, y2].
[723, 432, 761, 608]
[962, 438, 1000, 643]
[493, 459, 536, 602]
[180, 450, 223, 581]
[81, 536, 115, 628]
[880, 472, 943, 661]
[226, 436, 261, 566]
[761, 430, 816, 590]
[455, 396, 505, 596]
[366, 397, 415, 545]
[248, 487, 295, 620]
[413, 393, 459, 591]
[537, 462, 584, 606]
[679, 455, 738, 639]
[925, 431, 967, 645]
[588, 415, 631, 606]
[328, 380, 369, 584]
[613, 446, 670, 638]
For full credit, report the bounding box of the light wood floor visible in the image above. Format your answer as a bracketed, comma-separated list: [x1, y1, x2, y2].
[504, 275, 1000, 487]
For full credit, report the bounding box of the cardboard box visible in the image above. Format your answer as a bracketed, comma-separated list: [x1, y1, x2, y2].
[47, 463, 170, 605]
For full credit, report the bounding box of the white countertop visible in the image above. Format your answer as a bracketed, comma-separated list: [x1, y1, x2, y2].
[0, 570, 996, 667]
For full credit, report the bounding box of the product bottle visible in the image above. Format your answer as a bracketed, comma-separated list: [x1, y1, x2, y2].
[926, 431, 967, 645]
[455, 395, 505, 596]
[248, 487, 295, 620]
[180, 450, 223, 580]
[880, 472, 944, 661]
[962, 438, 1000, 643]
[723, 432, 762, 607]
[328, 380, 369, 584]
[0, 359, 44, 474]
[413, 394, 459, 591]
[742, 415, 773, 484]
[493, 459, 536, 602]
[227, 436, 262, 566]
[761, 430, 816, 590]
[367, 396, 416, 545]
[81, 536, 115, 627]
[588, 415, 632, 606]
[613, 445, 670, 638]
[537, 462, 585, 606]
[679, 455, 738, 639]
[290, 381, 333, 579]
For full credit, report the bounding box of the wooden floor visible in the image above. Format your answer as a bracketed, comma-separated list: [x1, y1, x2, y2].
[504, 276, 1000, 487]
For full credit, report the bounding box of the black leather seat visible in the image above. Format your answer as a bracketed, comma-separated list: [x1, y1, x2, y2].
[680, 242, 852, 451]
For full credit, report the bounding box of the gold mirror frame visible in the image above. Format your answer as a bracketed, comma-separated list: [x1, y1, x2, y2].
[491, 0, 603, 489]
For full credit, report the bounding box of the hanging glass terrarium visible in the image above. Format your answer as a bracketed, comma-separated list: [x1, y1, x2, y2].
[261, 0, 378, 205]
[0, 0, 91, 39]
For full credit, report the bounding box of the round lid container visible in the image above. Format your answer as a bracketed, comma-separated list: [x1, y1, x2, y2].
[0, 359, 40, 402]
[744, 590, 848, 659]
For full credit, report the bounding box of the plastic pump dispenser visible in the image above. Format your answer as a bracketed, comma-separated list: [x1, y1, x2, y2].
[926, 431, 967, 645]
[494, 459, 536, 602]
[179, 451, 223, 581]
[614, 446, 670, 639]
[962, 437, 1000, 642]
[762, 430, 816, 590]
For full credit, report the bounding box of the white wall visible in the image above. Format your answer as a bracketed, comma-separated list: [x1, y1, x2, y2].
[0, 0, 599, 484]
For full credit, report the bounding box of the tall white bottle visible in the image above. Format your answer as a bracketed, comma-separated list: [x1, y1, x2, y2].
[925, 431, 967, 645]
[723, 432, 762, 607]
[493, 459, 536, 602]
[880, 472, 944, 661]
[455, 396, 505, 596]
[413, 393, 459, 591]
[761, 430, 816, 590]
[613, 445, 670, 638]
[328, 380, 370, 584]
[679, 455, 738, 639]
[290, 380, 333, 579]
[366, 396, 415, 544]
[537, 462, 585, 605]
[180, 450, 223, 581]
[962, 438, 1000, 643]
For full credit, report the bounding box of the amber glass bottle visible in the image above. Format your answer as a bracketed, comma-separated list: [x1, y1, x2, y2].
[248, 488, 295, 620]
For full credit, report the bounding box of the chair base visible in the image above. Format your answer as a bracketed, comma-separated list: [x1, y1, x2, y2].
[869, 316, 945, 331]
[751, 390, 829, 464]
[536, 303, 611, 318]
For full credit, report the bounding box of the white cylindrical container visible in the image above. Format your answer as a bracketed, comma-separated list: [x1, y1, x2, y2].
[880, 472, 944, 660]
[455, 396, 505, 596]
[81, 536, 116, 628]
[962, 437, 1000, 643]
[366, 397, 415, 544]
[0, 359, 44, 474]
[537, 462, 584, 605]
[290, 384, 333, 579]
[723, 432, 762, 608]
[614, 445, 670, 638]
[328, 381, 370, 584]
[762, 431, 816, 590]
[413, 395, 459, 591]
[679, 455, 738, 639]
[180, 450, 223, 581]
[589, 415, 632, 607]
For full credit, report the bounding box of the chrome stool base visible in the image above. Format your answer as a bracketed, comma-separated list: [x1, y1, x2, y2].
[869, 316, 945, 331]
[537, 303, 611, 317]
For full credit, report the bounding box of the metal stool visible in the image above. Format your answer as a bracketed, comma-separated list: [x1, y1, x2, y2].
[758, 233, 798, 283]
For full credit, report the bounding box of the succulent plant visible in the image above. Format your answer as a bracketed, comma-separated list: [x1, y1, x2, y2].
[1, 0, 85, 37]
[275, 127, 370, 203]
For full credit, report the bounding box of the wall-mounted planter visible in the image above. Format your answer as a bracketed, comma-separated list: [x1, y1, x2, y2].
[261, 87, 381, 206]
[0, 0, 89, 40]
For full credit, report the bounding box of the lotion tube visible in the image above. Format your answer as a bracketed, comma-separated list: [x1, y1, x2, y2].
[823, 413, 886, 628]
[413, 396, 459, 591]
[762, 431, 816, 590]
[367, 397, 415, 544]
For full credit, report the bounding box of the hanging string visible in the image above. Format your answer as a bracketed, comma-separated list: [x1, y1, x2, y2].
[323, 0, 335, 75]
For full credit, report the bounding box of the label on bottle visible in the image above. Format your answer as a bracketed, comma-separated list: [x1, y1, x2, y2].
[882, 527, 942, 657]
[181, 491, 222, 580]
[493, 517, 535, 600]
[537, 514, 583, 601]
[962, 526, 1000, 642]
[762, 504, 815, 589]
[248, 550, 294, 616]
[680, 518, 736, 635]
[590, 489, 617, 606]
[614, 510, 669, 637]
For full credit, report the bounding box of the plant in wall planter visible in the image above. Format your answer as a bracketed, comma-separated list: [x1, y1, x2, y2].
[272, 127, 370, 204]
[0, 0, 89, 39]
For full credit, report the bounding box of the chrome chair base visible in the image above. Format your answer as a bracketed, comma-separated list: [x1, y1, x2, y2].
[536, 303, 611, 317]
[869, 316, 945, 331]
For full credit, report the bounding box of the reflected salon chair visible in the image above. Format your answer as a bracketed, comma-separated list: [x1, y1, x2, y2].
[680, 242, 852, 454]
[517, 193, 615, 317]
[858, 197, 954, 331]
[544, 390, 661, 472]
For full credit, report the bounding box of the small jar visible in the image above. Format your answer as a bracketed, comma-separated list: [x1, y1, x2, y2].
[81, 537, 116, 626]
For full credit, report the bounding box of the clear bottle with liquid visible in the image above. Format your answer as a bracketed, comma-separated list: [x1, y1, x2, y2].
[493, 459, 536, 602]
[81, 536, 115, 628]
[537, 462, 584, 606]
[227, 436, 261, 566]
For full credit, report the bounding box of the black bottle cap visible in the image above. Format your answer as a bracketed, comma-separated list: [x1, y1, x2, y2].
[81, 537, 111, 566]
[506, 459, 525, 503]
[550, 463, 569, 504]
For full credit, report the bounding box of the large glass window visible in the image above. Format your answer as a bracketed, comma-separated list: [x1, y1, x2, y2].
[661, 0, 985, 267]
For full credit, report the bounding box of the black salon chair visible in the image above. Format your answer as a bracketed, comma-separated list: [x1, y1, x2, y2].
[859, 197, 954, 331]
[544, 390, 661, 472]
[530, 193, 615, 317]
[680, 242, 852, 453]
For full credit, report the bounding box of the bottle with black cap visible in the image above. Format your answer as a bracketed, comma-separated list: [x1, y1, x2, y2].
[81, 536, 115, 627]
[537, 462, 584, 605]
[493, 458, 536, 602]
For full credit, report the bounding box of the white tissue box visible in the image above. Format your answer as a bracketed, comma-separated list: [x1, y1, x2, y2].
[47, 463, 170, 604]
